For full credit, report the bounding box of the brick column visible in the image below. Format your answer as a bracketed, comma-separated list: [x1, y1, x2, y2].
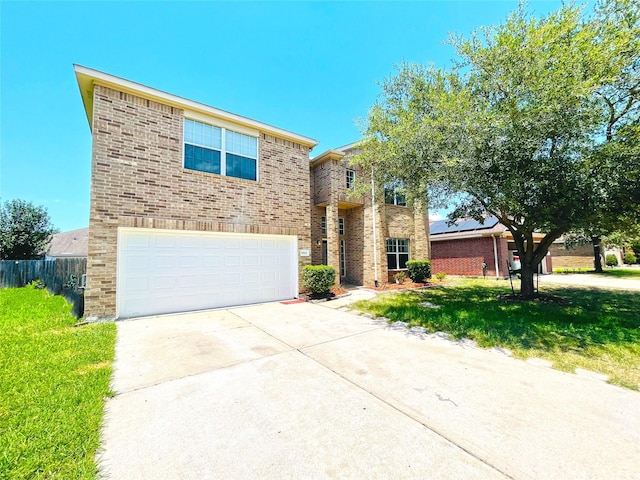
[326, 200, 340, 285]
[413, 201, 431, 260]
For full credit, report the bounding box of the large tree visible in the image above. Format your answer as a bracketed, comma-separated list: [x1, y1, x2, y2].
[0, 199, 57, 260]
[354, 0, 640, 298]
[580, 0, 640, 271]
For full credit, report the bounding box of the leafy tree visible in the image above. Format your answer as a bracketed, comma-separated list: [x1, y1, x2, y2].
[354, 1, 639, 298]
[577, 0, 640, 271]
[0, 199, 58, 260]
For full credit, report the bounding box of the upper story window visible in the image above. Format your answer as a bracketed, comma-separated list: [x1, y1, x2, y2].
[346, 169, 355, 189]
[384, 187, 407, 206]
[321, 216, 327, 235]
[338, 217, 345, 235]
[184, 119, 258, 181]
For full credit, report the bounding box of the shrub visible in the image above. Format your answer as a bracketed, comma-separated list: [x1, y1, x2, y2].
[301, 265, 336, 294]
[393, 271, 407, 284]
[435, 271, 447, 282]
[406, 259, 431, 282]
[605, 254, 618, 267]
[623, 252, 637, 265]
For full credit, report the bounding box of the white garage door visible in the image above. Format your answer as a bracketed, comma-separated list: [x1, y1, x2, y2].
[116, 228, 298, 319]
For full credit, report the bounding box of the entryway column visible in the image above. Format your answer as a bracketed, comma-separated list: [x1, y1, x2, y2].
[326, 200, 340, 286]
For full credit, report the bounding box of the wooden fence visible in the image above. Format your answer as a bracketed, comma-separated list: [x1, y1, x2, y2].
[0, 258, 87, 318]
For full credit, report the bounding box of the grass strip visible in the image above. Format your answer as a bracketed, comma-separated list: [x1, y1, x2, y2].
[0, 285, 116, 479]
[354, 279, 640, 390]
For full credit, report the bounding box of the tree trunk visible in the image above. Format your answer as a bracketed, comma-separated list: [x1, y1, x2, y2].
[520, 263, 536, 299]
[592, 236, 603, 273]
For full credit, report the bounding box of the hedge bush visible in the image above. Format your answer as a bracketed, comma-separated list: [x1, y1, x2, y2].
[301, 265, 336, 293]
[405, 259, 431, 282]
[605, 254, 619, 267]
[623, 252, 637, 265]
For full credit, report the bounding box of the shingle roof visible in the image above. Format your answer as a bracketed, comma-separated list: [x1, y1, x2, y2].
[47, 227, 88, 258]
[429, 216, 507, 240]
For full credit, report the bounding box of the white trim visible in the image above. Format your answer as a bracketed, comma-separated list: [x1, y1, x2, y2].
[371, 174, 379, 285]
[492, 234, 500, 279]
[74, 64, 318, 148]
[183, 119, 259, 181]
[340, 239, 346, 277]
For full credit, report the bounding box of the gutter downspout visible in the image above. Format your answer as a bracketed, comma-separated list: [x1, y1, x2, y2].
[371, 172, 379, 287]
[492, 234, 500, 280]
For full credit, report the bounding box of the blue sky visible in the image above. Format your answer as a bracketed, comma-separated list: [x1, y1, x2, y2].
[1, 0, 566, 231]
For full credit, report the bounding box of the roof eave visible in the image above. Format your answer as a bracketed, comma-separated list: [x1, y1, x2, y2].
[73, 64, 319, 148]
[310, 149, 345, 167]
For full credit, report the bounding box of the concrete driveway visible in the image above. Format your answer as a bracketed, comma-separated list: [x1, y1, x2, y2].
[98, 300, 640, 479]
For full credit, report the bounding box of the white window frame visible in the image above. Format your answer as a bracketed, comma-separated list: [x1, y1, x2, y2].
[338, 217, 345, 235]
[183, 118, 259, 181]
[386, 238, 410, 270]
[385, 187, 407, 206]
[340, 239, 346, 277]
[346, 169, 355, 189]
[321, 216, 327, 235]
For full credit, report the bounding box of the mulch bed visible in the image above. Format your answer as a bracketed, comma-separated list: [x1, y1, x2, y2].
[371, 281, 438, 291]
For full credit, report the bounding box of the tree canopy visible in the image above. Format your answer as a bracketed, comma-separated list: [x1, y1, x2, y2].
[354, 0, 640, 297]
[0, 199, 58, 260]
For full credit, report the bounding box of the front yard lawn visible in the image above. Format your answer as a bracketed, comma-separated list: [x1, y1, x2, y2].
[598, 268, 640, 279]
[0, 285, 116, 479]
[354, 279, 640, 390]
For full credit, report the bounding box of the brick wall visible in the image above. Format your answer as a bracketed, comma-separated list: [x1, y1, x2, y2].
[548, 244, 593, 268]
[86, 84, 312, 318]
[431, 237, 507, 277]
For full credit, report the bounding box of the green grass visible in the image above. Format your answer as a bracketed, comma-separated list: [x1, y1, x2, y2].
[552, 267, 640, 278]
[0, 286, 116, 479]
[597, 268, 640, 279]
[354, 279, 640, 390]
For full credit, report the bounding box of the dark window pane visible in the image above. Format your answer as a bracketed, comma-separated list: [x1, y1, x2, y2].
[399, 254, 409, 269]
[396, 192, 407, 206]
[387, 254, 397, 270]
[385, 188, 395, 205]
[226, 153, 256, 181]
[185, 144, 220, 174]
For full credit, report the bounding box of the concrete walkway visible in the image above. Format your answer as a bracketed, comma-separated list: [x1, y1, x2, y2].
[99, 301, 640, 479]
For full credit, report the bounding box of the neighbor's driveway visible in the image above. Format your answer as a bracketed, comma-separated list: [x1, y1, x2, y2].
[99, 300, 640, 479]
[538, 272, 640, 291]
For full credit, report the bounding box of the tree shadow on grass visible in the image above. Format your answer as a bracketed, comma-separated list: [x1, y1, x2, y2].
[360, 283, 640, 354]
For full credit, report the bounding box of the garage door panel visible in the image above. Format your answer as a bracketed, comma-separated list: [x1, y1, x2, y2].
[117, 228, 297, 318]
[154, 235, 177, 248]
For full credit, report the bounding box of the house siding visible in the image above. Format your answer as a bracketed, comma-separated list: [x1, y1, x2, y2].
[86, 84, 312, 318]
[431, 236, 509, 277]
[309, 154, 430, 287]
[548, 244, 593, 269]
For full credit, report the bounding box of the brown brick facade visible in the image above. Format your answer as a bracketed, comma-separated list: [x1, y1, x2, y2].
[310, 151, 430, 286]
[86, 84, 312, 318]
[431, 237, 509, 277]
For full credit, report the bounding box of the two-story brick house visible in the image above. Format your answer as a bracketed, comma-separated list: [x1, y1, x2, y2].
[310, 144, 431, 287]
[75, 66, 429, 320]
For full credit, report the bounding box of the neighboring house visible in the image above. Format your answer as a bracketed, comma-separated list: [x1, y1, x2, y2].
[46, 227, 89, 259]
[75, 65, 318, 319]
[310, 144, 430, 286]
[430, 217, 553, 278]
[549, 239, 623, 269]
